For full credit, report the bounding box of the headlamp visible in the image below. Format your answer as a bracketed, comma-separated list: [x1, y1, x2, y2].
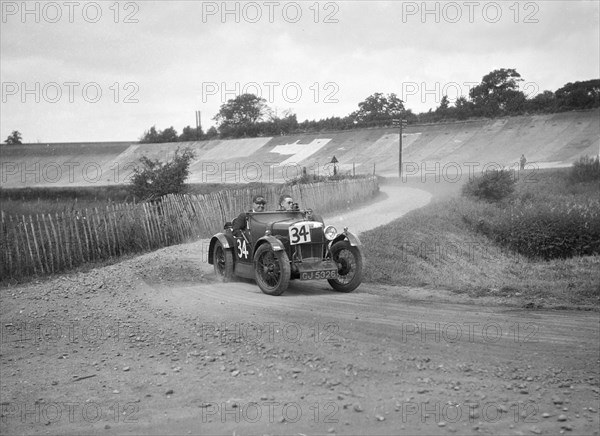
[324, 225, 337, 241]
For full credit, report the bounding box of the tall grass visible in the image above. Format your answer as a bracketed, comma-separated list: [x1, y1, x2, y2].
[462, 164, 600, 260]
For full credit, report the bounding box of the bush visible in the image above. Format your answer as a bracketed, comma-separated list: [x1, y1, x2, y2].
[570, 155, 599, 183]
[462, 169, 516, 202]
[129, 147, 196, 200]
[463, 198, 600, 260]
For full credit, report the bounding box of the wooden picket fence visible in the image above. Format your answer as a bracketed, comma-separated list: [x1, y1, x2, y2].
[0, 177, 379, 280]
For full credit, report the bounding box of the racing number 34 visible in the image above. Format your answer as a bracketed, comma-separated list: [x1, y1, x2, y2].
[289, 223, 312, 245]
[237, 239, 249, 259]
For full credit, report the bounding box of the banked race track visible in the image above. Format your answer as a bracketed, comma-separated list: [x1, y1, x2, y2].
[1, 109, 598, 188]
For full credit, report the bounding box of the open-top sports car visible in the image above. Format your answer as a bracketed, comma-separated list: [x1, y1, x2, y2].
[208, 208, 363, 296]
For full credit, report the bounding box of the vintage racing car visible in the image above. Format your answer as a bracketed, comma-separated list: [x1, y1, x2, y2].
[208, 207, 363, 295]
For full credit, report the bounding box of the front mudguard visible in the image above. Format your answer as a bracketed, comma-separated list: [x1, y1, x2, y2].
[329, 230, 364, 261]
[332, 230, 362, 247]
[254, 235, 286, 255]
[208, 232, 234, 265]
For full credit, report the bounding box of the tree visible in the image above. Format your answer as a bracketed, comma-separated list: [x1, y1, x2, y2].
[525, 90, 556, 113]
[140, 125, 179, 143]
[179, 125, 204, 142]
[555, 79, 600, 110]
[158, 126, 178, 143]
[503, 89, 527, 115]
[352, 93, 404, 125]
[402, 109, 418, 124]
[4, 130, 22, 145]
[438, 95, 450, 112]
[433, 95, 451, 120]
[140, 126, 160, 143]
[129, 147, 196, 200]
[454, 96, 474, 120]
[213, 94, 270, 137]
[469, 68, 525, 117]
[205, 126, 219, 139]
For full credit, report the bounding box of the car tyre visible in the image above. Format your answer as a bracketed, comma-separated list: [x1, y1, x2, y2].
[213, 240, 234, 282]
[328, 240, 363, 292]
[254, 244, 290, 296]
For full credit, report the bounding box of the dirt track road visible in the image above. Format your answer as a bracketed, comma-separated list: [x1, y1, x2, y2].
[1, 186, 598, 435]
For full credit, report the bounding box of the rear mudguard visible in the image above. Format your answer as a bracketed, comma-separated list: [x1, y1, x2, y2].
[208, 233, 234, 264]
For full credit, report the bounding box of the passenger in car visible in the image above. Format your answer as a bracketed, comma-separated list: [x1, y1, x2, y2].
[277, 193, 324, 223]
[277, 194, 295, 211]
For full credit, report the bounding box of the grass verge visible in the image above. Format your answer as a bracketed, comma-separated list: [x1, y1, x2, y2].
[362, 167, 600, 309]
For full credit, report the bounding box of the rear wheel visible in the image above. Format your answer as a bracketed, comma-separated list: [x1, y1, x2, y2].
[254, 244, 290, 296]
[327, 240, 363, 292]
[213, 241, 233, 282]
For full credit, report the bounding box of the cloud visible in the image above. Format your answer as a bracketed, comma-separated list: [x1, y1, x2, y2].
[1, 0, 598, 142]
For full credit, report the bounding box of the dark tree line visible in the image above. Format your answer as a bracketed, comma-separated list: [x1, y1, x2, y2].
[421, 72, 599, 124]
[139, 125, 219, 143]
[139, 69, 599, 142]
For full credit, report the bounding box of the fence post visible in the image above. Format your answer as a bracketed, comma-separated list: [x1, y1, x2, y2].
[40, 214, 54, 273]
[24, 215, 41, 275]
[62, 212, 73, 269]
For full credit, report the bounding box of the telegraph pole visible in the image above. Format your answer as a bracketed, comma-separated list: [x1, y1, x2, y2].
[195, 111, 202, 140]
[393, 118, 407, 178]
[399, 120, 403, 178]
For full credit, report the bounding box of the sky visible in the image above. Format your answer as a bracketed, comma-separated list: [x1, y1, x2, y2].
[1, 0, 599, 143]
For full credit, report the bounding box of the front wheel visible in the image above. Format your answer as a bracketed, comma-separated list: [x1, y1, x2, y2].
[254, 244, 290, 296]
[328, 240, 363, 292]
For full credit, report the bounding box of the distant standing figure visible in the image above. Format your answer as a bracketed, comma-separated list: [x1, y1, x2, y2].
[520, 154, 527, 170]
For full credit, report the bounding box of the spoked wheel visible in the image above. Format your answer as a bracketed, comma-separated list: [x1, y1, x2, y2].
[213, 241, 233, 282]
[254, 244, 290, 296]
[328, 240, 363, 292]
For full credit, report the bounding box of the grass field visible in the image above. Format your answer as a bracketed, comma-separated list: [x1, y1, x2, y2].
[362, 166, 600, 308]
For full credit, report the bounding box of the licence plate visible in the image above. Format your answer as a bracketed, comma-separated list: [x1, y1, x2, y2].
[300, 270, 338, 280]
